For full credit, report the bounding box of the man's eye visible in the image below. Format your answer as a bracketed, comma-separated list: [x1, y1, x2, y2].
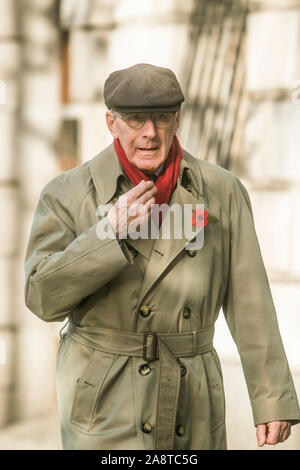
[128, 114, 144, 124]
[156, 114, 169, 121]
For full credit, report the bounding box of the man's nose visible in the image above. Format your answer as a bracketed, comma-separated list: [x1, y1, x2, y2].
[141, 118, 157, 138]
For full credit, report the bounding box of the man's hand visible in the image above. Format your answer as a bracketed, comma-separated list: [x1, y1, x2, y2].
[256, 420, 292, 447]
[107, 180, 158, 241]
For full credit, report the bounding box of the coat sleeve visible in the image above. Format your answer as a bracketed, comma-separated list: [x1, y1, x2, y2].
[24, 181, 133, 323]
[222, 176, 300, 426]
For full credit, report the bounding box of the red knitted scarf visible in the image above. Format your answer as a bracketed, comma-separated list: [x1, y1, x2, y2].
[113, 136, 182, 226]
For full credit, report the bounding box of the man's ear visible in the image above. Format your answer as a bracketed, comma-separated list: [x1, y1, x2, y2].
[174, 108, 181, 133]
[106, 111, 119, 138]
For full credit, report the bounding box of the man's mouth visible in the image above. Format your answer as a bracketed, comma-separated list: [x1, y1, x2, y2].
[137, 147, 159, 152]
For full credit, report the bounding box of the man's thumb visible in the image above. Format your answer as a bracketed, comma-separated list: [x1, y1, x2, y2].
[256, 424, 267, 447]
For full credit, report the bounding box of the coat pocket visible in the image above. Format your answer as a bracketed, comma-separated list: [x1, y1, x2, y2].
[70, 349, 116, 432]
[211, 347, 223, 383]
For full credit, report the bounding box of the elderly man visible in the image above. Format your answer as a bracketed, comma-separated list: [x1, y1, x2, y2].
[24, 63, 300, 450]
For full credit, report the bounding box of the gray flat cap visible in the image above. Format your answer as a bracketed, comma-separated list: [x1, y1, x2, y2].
[104, 63, 185, 113]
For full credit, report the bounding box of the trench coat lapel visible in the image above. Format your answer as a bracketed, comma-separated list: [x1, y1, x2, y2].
[136, 180, 211, 307]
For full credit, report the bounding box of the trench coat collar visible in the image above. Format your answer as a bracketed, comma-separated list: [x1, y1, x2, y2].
[88, 142, 126, 205]
[88, 142, 210, 304]
[88, 141, 204, 205]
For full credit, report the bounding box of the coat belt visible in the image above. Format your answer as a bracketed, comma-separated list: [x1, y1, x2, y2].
[65, 320, 214, 450]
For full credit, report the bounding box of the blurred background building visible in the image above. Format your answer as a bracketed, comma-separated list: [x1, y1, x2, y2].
[0, 0, 299, 450]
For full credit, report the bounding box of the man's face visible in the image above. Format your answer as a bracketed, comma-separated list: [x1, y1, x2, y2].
[106, 109, 181, 174]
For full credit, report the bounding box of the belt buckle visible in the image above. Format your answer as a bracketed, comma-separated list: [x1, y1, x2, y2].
[143, 331, 158, 362]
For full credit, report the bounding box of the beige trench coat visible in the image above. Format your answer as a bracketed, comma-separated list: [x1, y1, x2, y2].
[24, 143, 300, 450]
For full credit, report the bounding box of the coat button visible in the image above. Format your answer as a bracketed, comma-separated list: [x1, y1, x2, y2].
[186, 249, 197, 257]
[141, 422, 152, 433]
[139, 363, 151, 376]
[176, 424, 185, 436]
[139, 305, 151, 317]
[180, 365, 187, 377]
[183, 306, 191, 319]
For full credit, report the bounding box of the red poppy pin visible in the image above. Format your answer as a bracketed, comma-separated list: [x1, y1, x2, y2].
[192, 209, 219, 228]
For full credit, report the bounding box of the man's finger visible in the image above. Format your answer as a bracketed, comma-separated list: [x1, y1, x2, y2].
[279, 423, 291, 443]
[136, 197, 156, 225]
[256, 424, 267, 447]
[136, 186, 158, 208]
[265, 422, 281, 445]
[125, 180, 155, 203]
[278, 428, 288, 443]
